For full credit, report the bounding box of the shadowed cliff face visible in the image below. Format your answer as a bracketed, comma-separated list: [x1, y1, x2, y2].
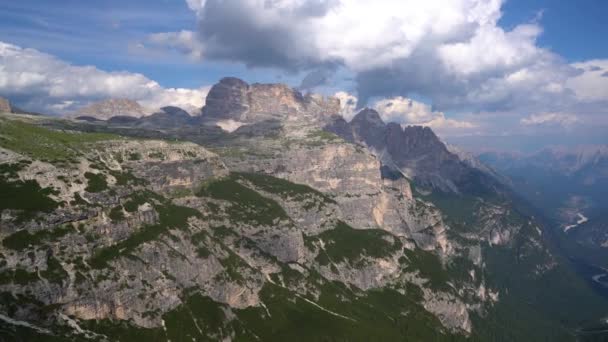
[326, 108, 500, 194]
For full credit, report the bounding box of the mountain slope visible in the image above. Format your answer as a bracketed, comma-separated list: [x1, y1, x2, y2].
[0, 78, 606, 341]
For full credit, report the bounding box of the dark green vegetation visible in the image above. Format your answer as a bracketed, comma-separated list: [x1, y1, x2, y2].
[62, 281, 470, 342]
[2, 225, 72, 251]
[402, 248, 450, 290]
[84, 172, 108, 192]
[306, 221, 401, 265]
[234, 172, 336, 209]
[0, 162, 60, 223]
[90, 192, 200, 268]
[421, 189, 608, 342]
[196, 174, 289, 225]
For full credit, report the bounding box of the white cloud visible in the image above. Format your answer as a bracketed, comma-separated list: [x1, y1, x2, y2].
[374, 96, 441, 124]
[520, 112, 579, 127]
[153, 0, 577, 112]
[334, 91, 358, 120]
[0, 41, 209, 114]
[147, 30, 205, 60]
[566, 60, 608, 102]
[335, 92, 476, 133]
[127, 0, 608, 138]
[372, 96, 476, 131]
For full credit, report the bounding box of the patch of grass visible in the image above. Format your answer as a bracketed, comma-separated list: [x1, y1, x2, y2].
[307, 221, 402, 265]
[122, 191, 157, 212]
[0, 117, 118, 162]
[2, 225, 72, 251]
[90, 192, 200, 268]
[402, 248, 449, 290]
[41, 256, 68, 284]
[0, 176, 60, 223]
[307, 130, 341, 141]
[0, 268, 39, 285]
[234, 172, 335, 210]
[147, 151, 165, 160]
[235, 281, 467, 342]
[109, 206, 125, 223]
[128, 152, 142, 161]
[84, 172, 108, 192]
[0, 160, 31, 178]
[196, 175, 289, 226]
[109, 170, 145, 186]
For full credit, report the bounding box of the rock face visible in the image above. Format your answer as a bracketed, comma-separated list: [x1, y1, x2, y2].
[202, 77, 340, 125]
[135, 106, 196, 128]
[0, 97, 12, 113]
[72, 98, 151, 120]
[0, 80, 604, 341]
[326, 108, 500, 194]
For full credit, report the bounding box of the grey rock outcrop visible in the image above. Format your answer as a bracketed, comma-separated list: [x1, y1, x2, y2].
[72, 98, 151, 120]
[0, 97, 12, 113]
[326, 108, 502, 194]
[201, 77, 340, 125]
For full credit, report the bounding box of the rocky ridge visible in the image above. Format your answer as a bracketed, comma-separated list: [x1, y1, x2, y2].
[0, 78, 605, 341]
[72, 99, 153, 121]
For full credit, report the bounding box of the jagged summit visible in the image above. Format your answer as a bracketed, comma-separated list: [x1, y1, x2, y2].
[327, 107, 500, 193]
[72, 98, 151, 120]
[351, 107, 385, 127]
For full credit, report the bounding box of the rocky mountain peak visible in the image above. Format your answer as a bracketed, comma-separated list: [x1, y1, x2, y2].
[201, 77, 340, 124]
[351, 108, 385, 127]
[325, 109, 499, 193]
[0, 96, 12, 113]
[72, 98, 151, 120]
[159, 106, 192, 118]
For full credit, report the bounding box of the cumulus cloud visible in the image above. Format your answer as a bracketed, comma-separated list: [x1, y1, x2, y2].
[335, 92, 476, 133]
[144, 0, 590, 114]
[147, 30, 205, 60]
[334, 91, 358, 120]
[566, 60, 608, 102]
[372, 96, 476, 131]
[0, 41, 209, 114]
[520, 113, 579, 127]
[374, 97, 443, 125]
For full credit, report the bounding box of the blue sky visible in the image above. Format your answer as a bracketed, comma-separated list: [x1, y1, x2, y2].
[0, 0, 607, 150]
[500, 0, 608, 61]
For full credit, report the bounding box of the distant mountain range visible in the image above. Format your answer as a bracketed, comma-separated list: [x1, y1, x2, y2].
[479, 146, 608, 227]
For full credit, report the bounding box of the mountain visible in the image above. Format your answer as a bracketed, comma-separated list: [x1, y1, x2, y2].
[202, 77, 340, 127]
[326, 108, 503, 195]
[479, 146, 608, 228]
[72, 99, 152, 120]
[0, 97, 41, 116]
[479, 146, 608, 314]
[0, 78, 606, 341]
